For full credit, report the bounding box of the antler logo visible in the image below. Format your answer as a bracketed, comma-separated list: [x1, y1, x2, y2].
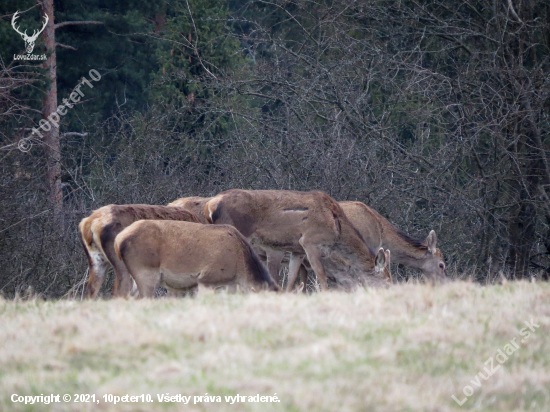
[11, 11, 49, 54]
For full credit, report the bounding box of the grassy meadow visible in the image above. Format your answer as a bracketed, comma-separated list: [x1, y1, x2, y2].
[0, 281, 549, 412]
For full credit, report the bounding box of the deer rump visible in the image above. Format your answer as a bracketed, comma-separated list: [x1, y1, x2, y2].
[79, 204, 201, 298]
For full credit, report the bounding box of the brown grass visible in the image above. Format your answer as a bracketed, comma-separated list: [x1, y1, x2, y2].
[0, 281, 549, 411]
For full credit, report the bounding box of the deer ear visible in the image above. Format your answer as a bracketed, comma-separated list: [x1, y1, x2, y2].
[384, 249, 391, 266]
[426, 230, 437, 254]
[375, 247, 387, 273]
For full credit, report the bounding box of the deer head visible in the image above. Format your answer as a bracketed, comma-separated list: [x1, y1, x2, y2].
[11, 11, 49, 54]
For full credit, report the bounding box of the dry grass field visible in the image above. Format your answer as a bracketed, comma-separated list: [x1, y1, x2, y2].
[0, 281, 549, 412]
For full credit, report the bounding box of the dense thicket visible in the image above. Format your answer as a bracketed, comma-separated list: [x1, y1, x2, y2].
[1, 0, 549, 297]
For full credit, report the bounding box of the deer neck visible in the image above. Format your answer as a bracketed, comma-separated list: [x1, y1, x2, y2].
[338, 224, 377, 271]
[381, 237, 428, 271]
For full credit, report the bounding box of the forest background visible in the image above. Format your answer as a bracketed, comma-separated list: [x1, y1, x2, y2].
[1, 0, 549, 297]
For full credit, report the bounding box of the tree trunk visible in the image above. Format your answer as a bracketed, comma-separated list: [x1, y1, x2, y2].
[41, 0, 63, 224]
[507, 142, 540, 279]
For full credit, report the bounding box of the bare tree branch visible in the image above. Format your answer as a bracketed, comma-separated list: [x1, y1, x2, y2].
[54, 21, 104, 30]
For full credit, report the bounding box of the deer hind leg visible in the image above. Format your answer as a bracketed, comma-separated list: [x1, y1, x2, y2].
[97, 227, 133, 298]
[99, 236, 133, 298]
[106, 248, 134, 298]
[132, 269, 161, 299]
[299, 241, 329, 291]
[84, 247, 110, 299]
[298, 264, 308, 294]
[286, 254, 305, 292]
[266, 250, 285, 286]
[129, 279, 139, 298]
[110, 258, 135, 298]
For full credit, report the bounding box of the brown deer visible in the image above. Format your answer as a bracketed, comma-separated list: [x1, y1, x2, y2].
[204, 189, 391, 291]
[340, 201, 446, 284]
[79, 204, 201, 298]
[168, 196, 211, 223]
[169, 196, 290, 282]
[285, 201, 446, 290]
[114, 220, 280, 297]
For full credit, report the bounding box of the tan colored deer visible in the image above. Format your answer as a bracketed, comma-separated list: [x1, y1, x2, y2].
[168, 196, 290, 284]
[204, 189, 391, 291]
[79, 204, 201, 298]
[168, 196, 211, 223]
[285, 201, 447, 290]
[340, 201, 446, 283]
[114, 220, 280, 297]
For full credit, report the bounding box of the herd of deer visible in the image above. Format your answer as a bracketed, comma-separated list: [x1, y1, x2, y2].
[79, 189, 447, 298]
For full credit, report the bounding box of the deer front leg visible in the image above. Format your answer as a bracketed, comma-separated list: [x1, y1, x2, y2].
[286, 254, 305, 292]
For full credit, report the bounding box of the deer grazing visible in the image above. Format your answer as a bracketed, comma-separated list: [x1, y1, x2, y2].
[204, 189, 391, 291]
[11, 11, 48, 54]
[114, 220, 280, 297]
[340, 201, 446, 284]
[79, 204, 200, 298]
[169, 194, 444, 289]
[284, 201, 446, 290]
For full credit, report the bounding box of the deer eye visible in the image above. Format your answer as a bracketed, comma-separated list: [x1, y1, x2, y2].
[439, 263, 445, 269]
